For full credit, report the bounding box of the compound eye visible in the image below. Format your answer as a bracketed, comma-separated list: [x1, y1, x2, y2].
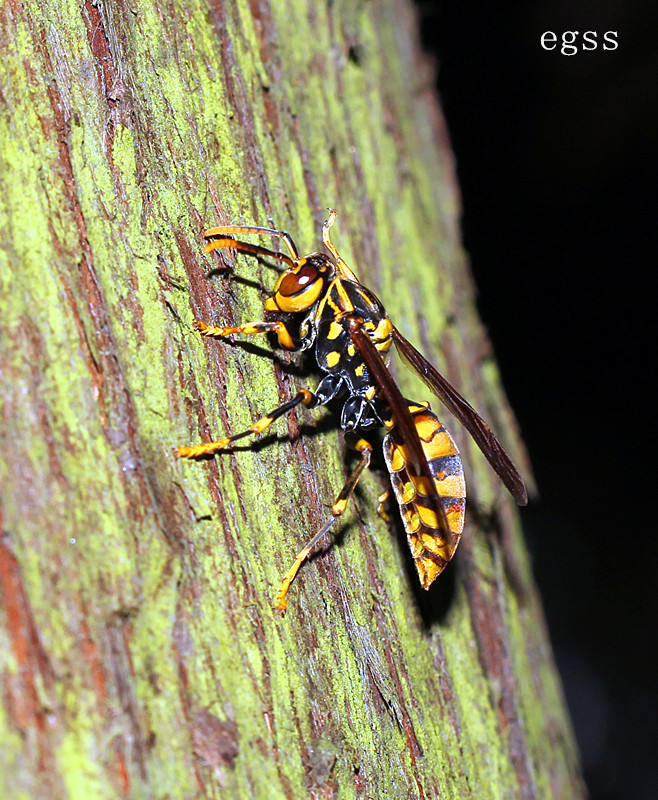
[280, 264, 319, 297]
[271, 263, 324, 312]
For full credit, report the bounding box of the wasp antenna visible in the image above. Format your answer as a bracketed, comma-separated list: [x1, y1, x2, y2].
[322, 209, 359, 281]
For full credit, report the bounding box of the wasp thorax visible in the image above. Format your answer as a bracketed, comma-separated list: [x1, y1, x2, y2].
[265, 253, 333, 313]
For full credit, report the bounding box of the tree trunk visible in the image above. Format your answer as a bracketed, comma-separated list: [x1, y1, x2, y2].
[0, 0, 584, 797]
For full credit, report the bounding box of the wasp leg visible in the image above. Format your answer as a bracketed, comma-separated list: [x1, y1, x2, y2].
[205, 225, 300, 260]
[177, 389, 315, 458]
[275, 439, 373, 611]
[204, 237, 297, 268]
[193, 318, 296, 350]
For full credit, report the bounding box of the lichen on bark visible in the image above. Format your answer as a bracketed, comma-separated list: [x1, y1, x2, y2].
[0, 0, 583, 797]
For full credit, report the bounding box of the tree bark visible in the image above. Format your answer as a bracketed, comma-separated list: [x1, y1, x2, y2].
[0, 0, 584, 797]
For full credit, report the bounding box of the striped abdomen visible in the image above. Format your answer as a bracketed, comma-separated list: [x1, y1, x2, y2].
[383, 403, 466, 589]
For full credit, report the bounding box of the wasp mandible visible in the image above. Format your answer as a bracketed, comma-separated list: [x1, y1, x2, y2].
[178, 211, 528, 610]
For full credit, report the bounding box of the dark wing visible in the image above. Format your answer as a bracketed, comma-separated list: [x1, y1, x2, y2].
[347, 319, 454, 546]
[391, 327, 528, 506]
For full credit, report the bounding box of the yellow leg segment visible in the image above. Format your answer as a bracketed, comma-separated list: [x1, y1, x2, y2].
[177, 390, 314, 458]
[275, 439, 373, 611]
[194, 319, 295, 350]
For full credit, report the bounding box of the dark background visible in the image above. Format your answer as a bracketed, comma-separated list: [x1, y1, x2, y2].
[415, 2, 656, 798]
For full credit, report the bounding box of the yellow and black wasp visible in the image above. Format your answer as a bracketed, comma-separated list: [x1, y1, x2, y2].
[178, 210, 528, 610]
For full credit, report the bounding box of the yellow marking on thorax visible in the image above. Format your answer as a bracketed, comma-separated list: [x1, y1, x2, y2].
[331, 279, 356, 313]
[316, 278, 355, 322]
[355, 288, 375, 307]
[327, 320, 343, 340]
[325, 351, 341, 368]
[373, 318, 394, 351]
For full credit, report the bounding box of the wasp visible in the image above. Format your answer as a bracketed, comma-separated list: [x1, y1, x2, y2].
[178, 211, 528, 610]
